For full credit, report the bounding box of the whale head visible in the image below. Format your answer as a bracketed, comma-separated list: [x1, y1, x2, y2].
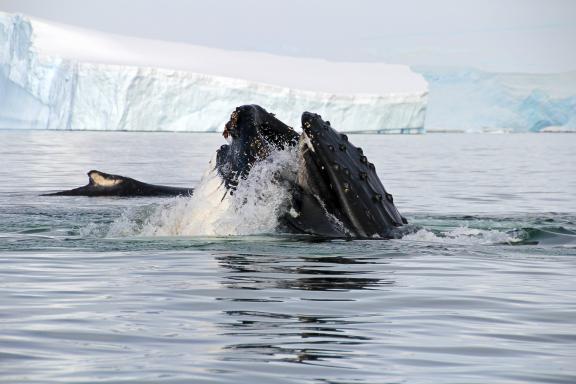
[284, 112, 406, 238]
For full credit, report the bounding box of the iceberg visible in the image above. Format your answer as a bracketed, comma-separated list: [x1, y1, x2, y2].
[0, 13, 428, 132]
[415, 67, 576, 132]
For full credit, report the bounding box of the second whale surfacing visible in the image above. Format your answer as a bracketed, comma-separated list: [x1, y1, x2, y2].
[49, 105, 407, 238]
[44, 170, 194, 197]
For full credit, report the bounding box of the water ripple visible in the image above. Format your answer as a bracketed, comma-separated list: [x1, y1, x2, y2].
[1, 132, 576, 383]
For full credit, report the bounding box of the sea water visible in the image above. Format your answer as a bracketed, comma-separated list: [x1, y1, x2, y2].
[0, 131, 575, 384]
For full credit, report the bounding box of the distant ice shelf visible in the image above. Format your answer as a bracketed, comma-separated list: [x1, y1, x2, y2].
[415, 67, 576, 133]
[0, 12, 428, 133]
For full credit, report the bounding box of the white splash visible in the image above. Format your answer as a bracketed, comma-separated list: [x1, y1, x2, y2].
[107, 147, 298, 237]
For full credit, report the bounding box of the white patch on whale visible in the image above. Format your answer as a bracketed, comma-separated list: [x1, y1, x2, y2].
[89, 171, 123, 187]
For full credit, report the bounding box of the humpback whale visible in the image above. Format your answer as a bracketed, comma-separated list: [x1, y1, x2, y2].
[48, 105, 407, 238]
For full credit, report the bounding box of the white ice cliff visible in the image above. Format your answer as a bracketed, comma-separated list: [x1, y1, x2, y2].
[0, 13, 428, 132]
[416, 67, 576, 132]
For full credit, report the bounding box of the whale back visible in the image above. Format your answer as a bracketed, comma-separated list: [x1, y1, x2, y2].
[44, 170, 194, 197]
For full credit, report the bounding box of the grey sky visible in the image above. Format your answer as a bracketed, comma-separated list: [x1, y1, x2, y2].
[1, 0, 575, 72]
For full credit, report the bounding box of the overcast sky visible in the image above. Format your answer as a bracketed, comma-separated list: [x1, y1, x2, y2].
[1, 0, 575, 73]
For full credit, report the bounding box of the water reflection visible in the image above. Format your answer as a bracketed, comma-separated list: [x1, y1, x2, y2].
[215, 252, 393, 367]
[216, 252, 389, 291]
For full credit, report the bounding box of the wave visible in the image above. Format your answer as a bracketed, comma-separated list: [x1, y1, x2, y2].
[402, 226, 519, 245]
[401, 215, 576, 247]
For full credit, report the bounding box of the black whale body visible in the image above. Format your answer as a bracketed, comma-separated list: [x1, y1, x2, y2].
[44, 170, 193, 197]
[48, 105, 407, 238]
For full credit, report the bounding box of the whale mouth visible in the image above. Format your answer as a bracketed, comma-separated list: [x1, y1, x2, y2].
[215, 106, 406, 238]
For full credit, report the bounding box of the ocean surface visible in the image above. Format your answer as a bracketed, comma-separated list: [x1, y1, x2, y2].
[0, 130, 575, 384]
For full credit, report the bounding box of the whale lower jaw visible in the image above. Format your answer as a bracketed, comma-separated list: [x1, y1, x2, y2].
[44, 170, 194, 197]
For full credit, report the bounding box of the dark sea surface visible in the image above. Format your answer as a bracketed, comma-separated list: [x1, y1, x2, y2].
[0, 131, 575, 384]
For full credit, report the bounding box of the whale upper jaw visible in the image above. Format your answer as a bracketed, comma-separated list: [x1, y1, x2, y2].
[289, 112, 405, 238]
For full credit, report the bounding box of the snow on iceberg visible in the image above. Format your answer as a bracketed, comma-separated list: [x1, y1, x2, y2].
[415, 67, 576, 132]
[0, 13, 428, 132]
